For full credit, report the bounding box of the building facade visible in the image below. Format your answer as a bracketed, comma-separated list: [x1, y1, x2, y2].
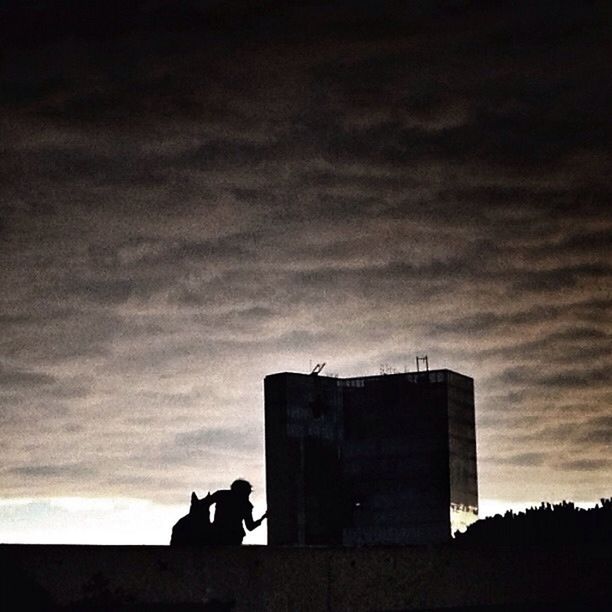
[264, 369, 478, 545]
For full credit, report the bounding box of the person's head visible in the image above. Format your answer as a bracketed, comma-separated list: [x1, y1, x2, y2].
[230, 479, 252, 497]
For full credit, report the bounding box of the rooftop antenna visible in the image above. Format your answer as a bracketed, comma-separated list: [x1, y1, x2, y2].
[416, 355, 429, 372]
[311, 362, 326, 376]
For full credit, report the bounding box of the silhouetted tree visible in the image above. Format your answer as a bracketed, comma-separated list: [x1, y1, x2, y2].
[455, 498, 611, 546]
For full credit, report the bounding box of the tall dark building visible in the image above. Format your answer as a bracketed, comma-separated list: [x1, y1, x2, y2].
[264, 369, 478, 545]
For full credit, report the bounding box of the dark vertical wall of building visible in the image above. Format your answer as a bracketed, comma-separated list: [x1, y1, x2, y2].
[264, 373, 343, 545]
[264, 369, 477, 546]
[264, 374, 296, 545]
[342, 374, 451, 545]
[447, 372, 479, 533]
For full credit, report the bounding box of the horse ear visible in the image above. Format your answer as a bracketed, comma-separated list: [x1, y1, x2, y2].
[191, 491, 198, 503]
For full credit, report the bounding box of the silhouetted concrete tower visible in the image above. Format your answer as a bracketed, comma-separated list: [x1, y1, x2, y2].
[264, 369, 478, 545]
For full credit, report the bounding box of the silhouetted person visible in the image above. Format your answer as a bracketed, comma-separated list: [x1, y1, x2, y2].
[209, 479, 267, 545]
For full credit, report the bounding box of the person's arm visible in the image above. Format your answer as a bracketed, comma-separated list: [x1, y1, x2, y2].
[244, 507, 267, 531]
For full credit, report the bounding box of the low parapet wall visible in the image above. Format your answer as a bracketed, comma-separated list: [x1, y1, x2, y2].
[1, 543, 610, 610]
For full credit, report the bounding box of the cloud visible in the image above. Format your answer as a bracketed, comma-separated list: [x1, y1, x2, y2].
[497, 365, 610, 391]
[576, 416, 612, 446]
[558, 459, 612, 472]
[174, 426, 261, 452]
[0, 363, 55, 387]
[509, 264, 612, 293]
[8, 463, 96, 478]
[482, 452, 548, 468]
[0, 1, 610, 530]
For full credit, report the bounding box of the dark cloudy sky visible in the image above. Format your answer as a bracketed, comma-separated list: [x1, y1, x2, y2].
[1, 1, 610, 543]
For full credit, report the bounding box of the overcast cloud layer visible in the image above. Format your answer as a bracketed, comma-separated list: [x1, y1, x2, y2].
[1, 1, 610, 541]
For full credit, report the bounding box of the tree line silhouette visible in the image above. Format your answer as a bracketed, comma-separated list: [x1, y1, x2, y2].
[455, 498, 612, 545]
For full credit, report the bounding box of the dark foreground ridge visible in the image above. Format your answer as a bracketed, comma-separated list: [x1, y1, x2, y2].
[2, 539, 610, 611]
[2, 501, 611, 610]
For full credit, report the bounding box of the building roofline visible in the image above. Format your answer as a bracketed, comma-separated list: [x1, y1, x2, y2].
[264, 369, 473, 382]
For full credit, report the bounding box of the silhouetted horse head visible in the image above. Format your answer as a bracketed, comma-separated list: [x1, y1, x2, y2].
[190, 491, 213, 518]
[170, 491, 214, 546]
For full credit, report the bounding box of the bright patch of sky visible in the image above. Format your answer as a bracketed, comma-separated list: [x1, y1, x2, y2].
[0, 496, 601, 545]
